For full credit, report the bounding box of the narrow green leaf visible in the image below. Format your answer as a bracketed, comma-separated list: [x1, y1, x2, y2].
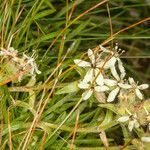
[56, 81, 79, 94]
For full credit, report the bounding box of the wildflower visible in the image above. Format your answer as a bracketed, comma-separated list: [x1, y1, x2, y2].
[78, 81, 109, 100]
[127, 77, 149, 100]
[117, 113, 140, 132]
[74, 49, 104, 86]
[104, 75, 131, 102]
[99, 44, 126, 80]
[0, 47, 41, 81]
[22, 53, 41, 75]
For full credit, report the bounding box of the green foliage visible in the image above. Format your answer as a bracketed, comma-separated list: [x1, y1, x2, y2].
[0, 0, 149, 149]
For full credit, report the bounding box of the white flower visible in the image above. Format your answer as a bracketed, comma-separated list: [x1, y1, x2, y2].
[108, 77, 149, 100]
[127, 77, 149, 99]
[141, 137, 150, 142]
[117, 113, 140, 132]
[78, 81, 109, 100]
[74, 49, 104, 85]
[104, 76, 131, 102]
[23, 53, 41, 75]
[99, 45, 126, 80]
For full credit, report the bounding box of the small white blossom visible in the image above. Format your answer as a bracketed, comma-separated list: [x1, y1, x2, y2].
[107, 87, 120, 102]
[78, 81, 109, 100]
[104, 75, 130, 102]
[117, 113, 140, 132]
[22, 53, 41, 75]
[127, 77, 149, 99]
[74, 49, 104, 85]
[0, 47, 41, 81]
[99, 44, 126, 80]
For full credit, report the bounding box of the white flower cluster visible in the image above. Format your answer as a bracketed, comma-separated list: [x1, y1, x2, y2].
[0, 47, 41, 80]
[74, 44, 149, 101]
[117, 107, 150, 132]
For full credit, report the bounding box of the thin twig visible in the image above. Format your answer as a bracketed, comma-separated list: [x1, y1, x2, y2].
[40, 131, 47, 150]
[7, 109, 12, 150]
[42, 0, 108, 60]
[70, 110, 79, 150]
[106, 3, 113, 48]
[17, 88, 46, 150]
[68, 0, 78, 21]
[45, 97, 83, 143]
[21, 71, 62, 150]
[102, 17, 150, 45]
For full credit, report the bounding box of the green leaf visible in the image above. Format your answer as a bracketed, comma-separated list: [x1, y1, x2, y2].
[56, 81, 79, 95]
[35, 9, 56, 20]
[67, 19, 91, 40]
[98, 104, 118, 114]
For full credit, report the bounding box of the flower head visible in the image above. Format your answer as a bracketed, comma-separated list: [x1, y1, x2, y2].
[127, 77, 149, 99]
[117, 113, 140, 132]
[78, 81, 109, 100]
[74, 45, 149, 104]
[99, 44, 126, 80]
[22, 53, 41, 75]
[74, 49, 104, 85]
[0, 47, 41, 81]
[104, 74, 130, 102]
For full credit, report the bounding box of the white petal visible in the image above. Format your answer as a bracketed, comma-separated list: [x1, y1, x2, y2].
[88, 49, 95, 65]
[138, 84, 149, 90]
[107, 57, 116, 68]
[128, 120, 135, 132]
[82, 89, 93, 100]
[117, 58, 126, 79]
[107, 87, 120, 102]
[96, 74, 104, 86]
[135, 88, 143, 99]
[94, 85, 109, 92]
[104, 79, 117, 86]
[99, 45, 113, 54]
[95, 68, 104, 86]
[128, 77, 135, 85]
[83, 69, 94, 83]
[117, 116, 129, 122]
[118, 83, 132, 89]
[141, 137, 150, 142]
[110, 66, 120, 80]
[78, 82, 89, 89]
[74, 59, 91, 67]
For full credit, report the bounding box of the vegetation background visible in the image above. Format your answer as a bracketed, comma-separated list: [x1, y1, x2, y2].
[0, 0, 149, 149]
